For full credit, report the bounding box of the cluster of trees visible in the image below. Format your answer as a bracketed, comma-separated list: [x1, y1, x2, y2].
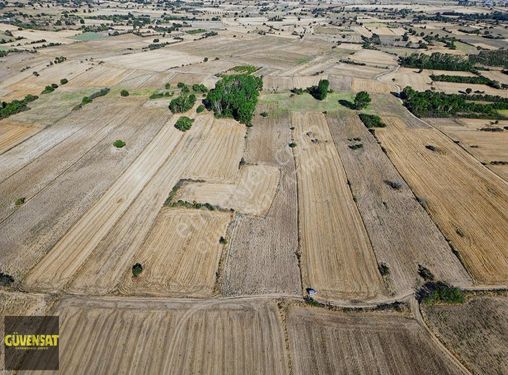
[41, 83, 58, 94]
[354, 91, 371, 109]
[169, 93, 196, 113]
[400, 53, 474, 72]
[416, 281, 464, 305]
[0, 94, 38, 120]
[430, 74, 505, 89]
[174, 116, 193, 131]
[192, 83, 208, 93]
[401, 86, 507, 118]
[73, 88, 110, 110]
[308, 79, 330, 100]
[469, 49, 508, 69]
[204, 74, 263, 125]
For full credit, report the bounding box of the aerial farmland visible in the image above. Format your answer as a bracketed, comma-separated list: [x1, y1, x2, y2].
[0, 0, 507, 373]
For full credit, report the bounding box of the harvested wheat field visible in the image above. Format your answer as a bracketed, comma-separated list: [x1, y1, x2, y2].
[0, 120, 39, 155]
[176, 164, 280, 216]
[36, 296, 289, 375]
[287, 304, 466, 375]
[422, 295, 508, 375]
[263, 75, 324, 91]
[119, 208, 231, 297]
[292, 112, 385, 302]
[22, 113, 211, 293]
[377, 116, 508, 284]
[351, 77, 395, 93]
[348, 49, 398, 67]
[326, 113, 471, 295]
[427, 118, 508, 181]
[221, 105, 301, 296]
[183, 118, 245, 183]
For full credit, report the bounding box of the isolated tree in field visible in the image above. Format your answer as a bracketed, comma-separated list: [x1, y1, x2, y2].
[354, 91, 371, 109]
[120, 89, 129, 97]
[132, 263, 143, 277]
[308, 79, 329, 100]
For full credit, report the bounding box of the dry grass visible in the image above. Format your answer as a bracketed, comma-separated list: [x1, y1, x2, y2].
[0, 120, 39, 155]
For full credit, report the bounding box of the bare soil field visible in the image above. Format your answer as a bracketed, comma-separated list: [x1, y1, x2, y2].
[102, 49, 203, 72]
[221, 104, 301, 296]
[377, 117, 508, 284]
[351, 77, 395, 93]
[183, 118, 245, 183]
[287, 304, 466, 375]
[434, 81, 508, 98]
[327, 112, 471, 295]
[348, 49, 398, 67]
[119, 207, 232, 297]
[24, 296, 289, 375]
[422, 295, 508, 375]
[176, 164, 280, 216]
[0, 101, 168, 282]
[427, 118, 508, 181]
[328, 63, 387, 79]
[292, 112, 385, 302]
[263, 75, 324, 92]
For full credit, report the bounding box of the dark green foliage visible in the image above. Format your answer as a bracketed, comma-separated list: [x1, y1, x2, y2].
[192, 83, 208, 93]
[60, 78, 68, 85]
[165, 82, 171, 90]
[120, 89, 129, 97]
[174, 116, 194, 131]
[219, 236, 227, 244]
[417, 281, 464, 304]
[204, 74, 263, 125]
[41, 85, 56, 94]
[260, 111, 268, 117]
[229, 65, 258, 75]
[113, 139, 126, 148]
[469, 49, 508, 68]
[169, 94, 196, 113]
[354, 91, 371, 110]
[0, 272, 14, 286]
[196, 105, 205, 113]
[401, 86, 508, 118]
[81, 96, 92, 105]
[430, 74, 492, 85]
[358, 113, 385, 129]
[15, 197, 25, 206]
[288, 142, 297, 148]
[400, 52, 474, 71]
[308, 79, 329, 100]
[132, 263, 143, 277]
[177, 82, 187, 89]
[0, 94, 38, 120]
[384, 180, 402, 189]
[348, 142, 363, 150]
[290, 88, 305, 95]
[378, 263, 390, 276]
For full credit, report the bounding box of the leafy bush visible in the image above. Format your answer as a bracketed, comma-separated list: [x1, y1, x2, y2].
[174, 116, 194, 131]
[132, 263, 143, 277]
[354, 91, 371, 109]
[359, 113, 385, 128]
[260, 111, 268, 117]
[0, 272, 14, 286]
[469, 49, 508, 68]
[378, 263, 390, 276]
[169, 94, 196, 113]
[0, 94, 38, 120]
[41, 85, 56, 94]
[192, 83, 208, 93]
[430, 74, 492, 85]
[417, 281, 464, 304]
[15, 197, 25, 206]
[308, 79, 329, 100]
[120, 89, 129, 97]
[60, 78, 68, 85]
[288, 142, 297, 148]
[418, 264, 434, 281]
[113, 139, 126, 148]
[165, 82, 171, 90]
[204, 74, 263, 125]
[229, 65, 258, 75]
[196, 105, 205, 113]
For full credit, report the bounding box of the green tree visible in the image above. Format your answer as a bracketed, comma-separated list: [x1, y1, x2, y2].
[308, 79, 329, 100]
[354, 91, 371, 109]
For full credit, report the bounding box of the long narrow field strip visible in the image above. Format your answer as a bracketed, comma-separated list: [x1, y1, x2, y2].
[287, 305, 466, 375]
[292, 112, 385, 302]
[183, 118, 245, 183]
[176, 164, 280, 216]
[49, 296, 289, 375]
[327, 113, 471, 295]
[377, 117, 508, 284]
[0, 120, 39, 155]
[22, 113, 193, 292]
[351, 77, 395, 93]
[119, 208, 232, 297]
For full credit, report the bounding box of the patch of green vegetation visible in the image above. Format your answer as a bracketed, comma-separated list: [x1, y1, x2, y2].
[430, 74, 503, 88]
[113, 139, 126, 148]
[196, 105, 205, 113]
[308, 79, 330, 101]
[15, 197, 26, 206]
[417, 281, 465, 305]
[260, 92, 354, 114]
[359, 113, 385, 128]
[288, 142, 297, 148]
[120, 89, 129, 97]
[169, 94, 196, 113]
[378, 263, 390, 276]
[73, 88, 110, 110]
[0, 94, 39, 120]
[185, 28, 206, 34]
[0, 272, 14, 286]
[192, 83, 208, 93]
[204, 74, 262, 125]
[296, 56, 311, 65]
[60, 78, 68, 85]
[174, 116, 194, 131]
[354, 91, 371, 110]
[72, 32, 108, 41]
[400, 52, 474, 72]
[469, 49, 508, 68]
[219, 236, 227, 244]
[229, 65, 258, 75]
[41, 84, 58, 94]
[260, 111, 268, 117]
